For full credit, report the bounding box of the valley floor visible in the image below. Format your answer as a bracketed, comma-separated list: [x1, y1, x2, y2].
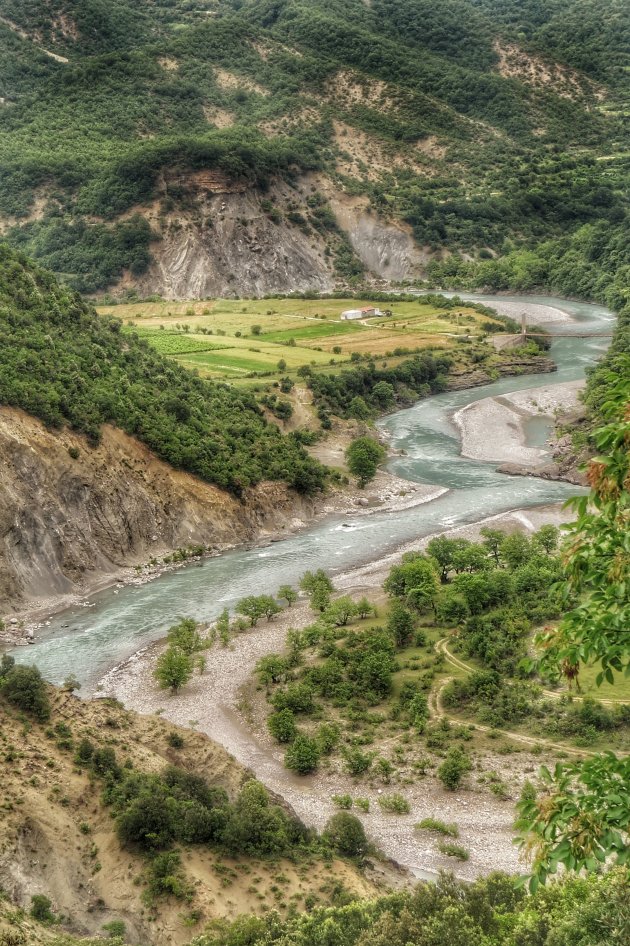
[98, 501, 574, 883]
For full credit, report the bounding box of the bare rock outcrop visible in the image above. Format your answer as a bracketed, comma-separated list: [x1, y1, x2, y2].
[0, 407, 316, 616]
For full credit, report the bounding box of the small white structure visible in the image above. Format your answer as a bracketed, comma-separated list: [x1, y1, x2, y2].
[340, 306, 382, 320]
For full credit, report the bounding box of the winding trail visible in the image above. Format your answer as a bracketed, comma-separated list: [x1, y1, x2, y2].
[436, 637, 630, 709]
[433, 641, 595, 759]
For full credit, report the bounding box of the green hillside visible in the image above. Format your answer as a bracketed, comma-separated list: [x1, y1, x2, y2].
[0, 0, 627, 293]
[0, 244, 325, 495]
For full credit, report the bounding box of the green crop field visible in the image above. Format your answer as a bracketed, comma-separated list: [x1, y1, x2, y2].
[102, 296, 487, 382]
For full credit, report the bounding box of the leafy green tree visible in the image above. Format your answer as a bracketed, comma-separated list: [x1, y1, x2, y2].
[518, 371, 630, 886]
[436, 590, 470, 626]
[0, 665, 50, 720]
[324, 812, 368, 857]
[371, 380, 395, 408]
[501, 533, 532, 569]
[236, 596, 266, 626]
[285, 734, 320, 774]
[300, 569, 334, 612]
[30, 895, 55, 923]
[451, 543, 489, 574]
[224, 780, 292, 856]
[259, 595, 282, 621]
[480, 527, 506, 566]
[267, 709, 298, 743]
[255, 654, 289, 686]
[345, 436, 386, 487]
[216, 608, 230, 646]
[355, 597, 375, 619]
[278, 584, 298, 607]
[534, 524, 560, 555]
[167, 617, 202, 654]
[384, 554, 439, 612]
[438, 747, 472, 791]
[386, 600, 416, 648]
[348, 395, 371, 420]
[316, 723, 340, 755]
[427, 535, 460, 582]
[272, 682, 315, 714]
[322, 596, 358, 626]
[154, 646, 193, 693]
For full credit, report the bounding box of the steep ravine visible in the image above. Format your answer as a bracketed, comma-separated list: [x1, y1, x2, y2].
[0, 406, 318, 618]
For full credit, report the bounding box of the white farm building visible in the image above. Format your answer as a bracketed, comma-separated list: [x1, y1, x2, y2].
[340, 306, 382, 320]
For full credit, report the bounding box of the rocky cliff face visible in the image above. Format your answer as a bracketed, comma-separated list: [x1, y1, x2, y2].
[125, 174, 426, 300]
[0, 407, 316, 618]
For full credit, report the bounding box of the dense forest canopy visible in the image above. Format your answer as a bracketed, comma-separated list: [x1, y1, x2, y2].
[0, 0, 626, 292]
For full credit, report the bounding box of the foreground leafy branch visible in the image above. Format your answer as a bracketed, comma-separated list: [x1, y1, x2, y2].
[517, 359, 630, 885]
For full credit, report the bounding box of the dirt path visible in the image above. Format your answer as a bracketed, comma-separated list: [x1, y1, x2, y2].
[434, 641, 595, 758]
[437, 637, 630, 709]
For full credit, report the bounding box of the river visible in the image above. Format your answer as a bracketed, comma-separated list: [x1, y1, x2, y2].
[11, 294, 613, 688]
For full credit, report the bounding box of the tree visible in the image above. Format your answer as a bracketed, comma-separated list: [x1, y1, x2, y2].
[355, 596, 375, 619]
[480, 527, 506, 566]
[438, 747, 472, 791]
[0, 665, 50, 720]
[255, 654, 288, 686]
[278, 584, 298, 607]
[322, 596, 358, 626]
[258, 595, 282, 621]
[451, 543, 489, 574]
[267, 709, 298, 743]
[436, 590, 470, 626]
[372, 380, 395, 408]
[348, 395, 371, 420]
[386, 601, 416, 648]
[501, 533, 532, 569]
[30, 895, 55, 923]
[300, 569, 334, 612]
[285, 734, 320, 774]
[384, 554, 439, 612]
[427, 536, 460, 582]
[324, 812, 368, 857]
[517, 370, 630, 887]
[167, 617, 202, 654]
[345, 436, 386, 487]
[154, 646, 193, 693]
[236, 595, 266, 626]
[251, 324, 262, 335]
[534, 523, 559, 554]
[216, 607, 230, 645]
[224, 780, 291, 856]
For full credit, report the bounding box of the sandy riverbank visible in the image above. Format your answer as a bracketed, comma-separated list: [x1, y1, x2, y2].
[453, 379, 584, 467]
[481, 299, 575, 325]
[99, 500, 574, 883]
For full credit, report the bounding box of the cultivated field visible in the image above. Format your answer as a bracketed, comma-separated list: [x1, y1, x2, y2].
[98, 297, 505, 384]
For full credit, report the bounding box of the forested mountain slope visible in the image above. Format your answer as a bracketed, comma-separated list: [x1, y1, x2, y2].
[0, 0, 627, 297]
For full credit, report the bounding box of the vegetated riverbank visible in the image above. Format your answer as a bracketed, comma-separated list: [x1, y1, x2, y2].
[2, 334, 553, 640]
[3, 471, 447, 644]
[98, 501, 574, 884]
